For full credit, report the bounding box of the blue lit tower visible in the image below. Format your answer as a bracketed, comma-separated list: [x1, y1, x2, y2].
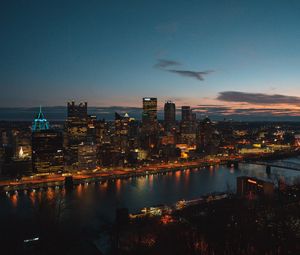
[32, 106, 50, 131]
[32, 107, 64, 173]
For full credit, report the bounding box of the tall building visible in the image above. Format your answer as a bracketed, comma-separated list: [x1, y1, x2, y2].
[32, 109, 63, 173]
[65, 101, 88, 167]
[180, 106, 197, 145]
[181, 106, 192, 122]
[78, 142, 97, 170]
[87, 115, 97, 143]
[114, 112, 131, 152]
[196, 117, 220, 154]
[164, 101, 176, 131]
[142, 97, 157, 126]
[141, 98, 158, 150]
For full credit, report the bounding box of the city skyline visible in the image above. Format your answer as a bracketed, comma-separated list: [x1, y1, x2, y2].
[1, 1, 300, 120]
[2, 2, 300, 254]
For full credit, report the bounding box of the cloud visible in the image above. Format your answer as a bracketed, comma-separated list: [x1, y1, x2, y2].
[192, 104, 300, 120]
[154, 59, 214, 81]
[167, 69, 214, 81]
[217, 91, 300, 105]
[154, 59, 181, 68]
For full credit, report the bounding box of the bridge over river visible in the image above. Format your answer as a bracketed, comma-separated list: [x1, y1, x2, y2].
[241, 160, 300, 173]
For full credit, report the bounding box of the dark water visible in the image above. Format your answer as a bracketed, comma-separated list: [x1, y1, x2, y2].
[2, 158, 300, 225]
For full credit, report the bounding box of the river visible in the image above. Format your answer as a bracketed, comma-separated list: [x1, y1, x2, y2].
[1, 157, 300, 243]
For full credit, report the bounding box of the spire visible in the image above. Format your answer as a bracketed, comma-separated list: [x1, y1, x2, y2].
[32, 106, 50, 131]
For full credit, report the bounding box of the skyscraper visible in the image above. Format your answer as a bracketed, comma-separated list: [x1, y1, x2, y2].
[164, 101, 176, 131]
[141, 97, 158, 150]
[32, 108, 63, 173]
[180, 106, 197, 145]
[32, 130, 64, 173]
[78, 142, 97, 170]
[181, 106, 192, 122]
[65, 101, 88, 167]
[142, 97, 157, 124]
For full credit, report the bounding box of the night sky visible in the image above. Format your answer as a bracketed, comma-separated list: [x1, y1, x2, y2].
[1, 0, 300, 120]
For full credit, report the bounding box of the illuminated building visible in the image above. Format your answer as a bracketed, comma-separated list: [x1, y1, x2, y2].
[176, 143, 196, 159]
[237, 176, 274, 197]
[32, 109, 64, 173]
[32, 106, 50, 131]
[142, 97, 157, 131]
[65, 101, 88, 167]
[78, 142, 97, 170]
[98, 142, 124, 167]
[196, 117, 220, 154]
[141, 97, 158, 150]
[87, 115, 97, 143]
[95, 119, 110, 145]
[114, 112, 134, 154]
[161, 134, 176, 145]
[180, 106, 197, 145]
[164, 101, 176, 131]
[15, 131, 32, 159]
[115, 112, 130, 136]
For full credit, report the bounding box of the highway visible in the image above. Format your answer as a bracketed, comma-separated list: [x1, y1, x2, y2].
[0, 156, 242, 192]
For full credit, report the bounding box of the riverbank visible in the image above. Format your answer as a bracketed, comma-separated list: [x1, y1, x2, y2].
[0, 159, 225, 193]
[1, 149, 299, 193]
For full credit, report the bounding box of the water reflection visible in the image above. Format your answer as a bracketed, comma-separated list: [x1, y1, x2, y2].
[29, 190, 36, 205]
[76, 184, 83, 197]
[183, 169, 190, 188]
[148, 174, 154, 189]
[46, 188, 54, 201]
[3, 159, 300, 222]
[115, 179, 121, 194]
[175, 170, 181, 183]
[11, 193, 18, 208]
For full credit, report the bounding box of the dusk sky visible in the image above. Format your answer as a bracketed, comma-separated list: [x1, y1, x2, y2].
[1, 0, 300, 119]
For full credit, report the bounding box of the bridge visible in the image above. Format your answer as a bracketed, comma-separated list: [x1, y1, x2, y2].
[241, 160, 300, 173]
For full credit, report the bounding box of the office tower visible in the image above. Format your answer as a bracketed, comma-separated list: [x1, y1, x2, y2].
[78, 142, 97, 170]
[181, 106, 192, 122]
[196, 117, 220, 154]
[32, 108, 63, 173]
[95, 119, 110, 145]
[181, 106, 193, 134]
[98, 142, 123, 167]
[180, 106, 197, 145]
[114, 112, 128, 153]
[87, 115, 97, 143]
[115, 112, 130, 136]
[142, 97, 157, 131]
[164, 101, 176, 131]
[65, 101, 88, 167]
[141, 98, 158, 150]
[32, 130, 64, 173]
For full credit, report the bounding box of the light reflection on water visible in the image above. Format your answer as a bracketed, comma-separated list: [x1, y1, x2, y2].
[3, 158, 300, 223]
